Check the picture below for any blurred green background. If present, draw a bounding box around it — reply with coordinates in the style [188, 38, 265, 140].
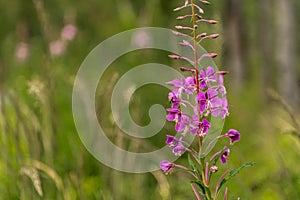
[0, 0, 300, 199]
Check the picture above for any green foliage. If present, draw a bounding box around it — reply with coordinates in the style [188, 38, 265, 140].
[217, 162, 256, 194]
[188, 154, 201, 178]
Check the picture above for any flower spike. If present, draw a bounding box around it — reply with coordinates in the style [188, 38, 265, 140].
[160, 1, 251, 199]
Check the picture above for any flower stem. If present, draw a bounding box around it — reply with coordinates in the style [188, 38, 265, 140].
[191, 0, 203, 155]
[191, 0, 199, 93]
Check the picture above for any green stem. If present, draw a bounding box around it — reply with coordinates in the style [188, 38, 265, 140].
[191, 1, 212, 199]
[205, 188, 212, 200]
[191, 0, 203, 154]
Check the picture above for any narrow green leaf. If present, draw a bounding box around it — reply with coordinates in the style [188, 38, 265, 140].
[216, 170, 229, 194]
[188, 154, 195, 168]
[191, 180, 206, 196]
[216, 162, 255, 194]
[229, 162, 256, 178]
[188, 154, 201, 177]
[218, 178, 227, 194]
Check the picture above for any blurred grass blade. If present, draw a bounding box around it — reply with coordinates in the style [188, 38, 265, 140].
[20, 166, 43, 196]
[31, 160, 64, 192]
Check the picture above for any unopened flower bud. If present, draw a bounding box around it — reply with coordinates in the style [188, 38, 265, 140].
[210, 166, 218, 173]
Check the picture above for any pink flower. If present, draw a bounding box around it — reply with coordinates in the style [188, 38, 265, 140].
[224, 129, 240, 144]
[220, 147, 230, 164]
[61, 24, 77, 41]
[160, 160, 175, 174]
[15, 42, 29, 62]
[49, 40, 66, 57]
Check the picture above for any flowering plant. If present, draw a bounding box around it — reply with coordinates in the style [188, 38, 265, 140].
[160, 1, 254, 199]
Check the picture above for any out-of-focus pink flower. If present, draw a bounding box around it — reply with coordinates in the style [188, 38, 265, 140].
[61, 24, 77, 41]
[15, 42, 29, 62]
[49, 40, 66, 57]
[131, 30, 152, 48]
